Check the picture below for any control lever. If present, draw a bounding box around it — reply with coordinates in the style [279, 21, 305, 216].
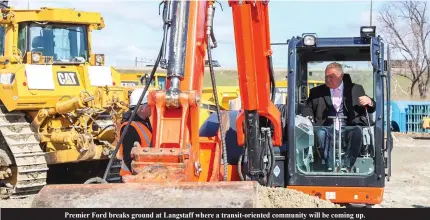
[328, 115, 347, 172]
[364, 106, 371, 128]
[305, 115, 314, 124]
[363, 106, 374, 157]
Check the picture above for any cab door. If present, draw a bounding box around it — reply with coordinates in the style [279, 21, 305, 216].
[371, 37, 392, 182]
[384, 44, 393, 181]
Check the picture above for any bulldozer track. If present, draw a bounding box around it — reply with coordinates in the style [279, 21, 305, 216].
[0, 104, 48, 199]
[0, 108, 122, 199]
[106, 160, 121, 183]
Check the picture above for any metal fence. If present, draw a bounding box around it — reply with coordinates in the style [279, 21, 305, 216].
[390, 101, 430, 133]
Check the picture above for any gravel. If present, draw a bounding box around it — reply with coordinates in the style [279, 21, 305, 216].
[257, 185, 341, 208]
[0, 195, 35, 208]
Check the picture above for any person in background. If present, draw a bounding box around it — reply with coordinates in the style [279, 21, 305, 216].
[117, 88, 152, 182]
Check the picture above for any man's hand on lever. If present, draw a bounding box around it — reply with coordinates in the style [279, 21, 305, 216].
[358, 96, 373, 107]
[306, 115, 315, 124]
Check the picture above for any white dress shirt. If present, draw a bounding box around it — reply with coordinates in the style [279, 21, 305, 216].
[330, 81, 344, 112]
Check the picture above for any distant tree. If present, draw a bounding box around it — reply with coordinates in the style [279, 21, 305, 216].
[378, 1, 430, 98]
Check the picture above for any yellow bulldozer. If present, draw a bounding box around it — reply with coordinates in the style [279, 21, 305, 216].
[200, 76, 325, 109]
[117, 68, 324, 129]
[118, 68, 223, 127]
[119, 71, 167, 90]
[0, 4, 132, 199]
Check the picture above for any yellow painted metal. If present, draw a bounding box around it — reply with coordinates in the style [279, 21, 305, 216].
[119, 72, 167, 90]
[0, 64, 126, 111]
[0, 7, 131, 170]
[28, 88, 131, 164]
[423, 117, 430, 129]
[0, 7, 105, 26]
[201, 86, 240, 110]
[117, 68, 324, 127]
[200, 80, 325, 110]
[274, 80, 325, 94]
[44, 146, 110, 165]
[117, 70, 216, 127]
[199, 99, 218, 127]
[0, 7, 104, 66]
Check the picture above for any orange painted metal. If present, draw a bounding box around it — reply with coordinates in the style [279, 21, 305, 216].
[229, 0, 282, 147]
[198, 136, 222, 182]
[127, 0, 282, 187]
[131, 147, 188, 163]
[29, 0, 388, 209]
[132, 0, 209, 184]
[181, 0, 208, 95]
[288, 186, 384, 204]
[115, 1, 384, 207]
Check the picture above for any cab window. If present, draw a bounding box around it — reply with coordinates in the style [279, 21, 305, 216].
[293, 61, 375, 177]
[158, 76, 166, 90]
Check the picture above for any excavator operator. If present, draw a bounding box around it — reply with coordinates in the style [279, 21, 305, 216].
[117, 88, 152, 182]
[302, 62, 376, 173]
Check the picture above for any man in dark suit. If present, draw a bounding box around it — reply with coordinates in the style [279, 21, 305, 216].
[302, 62, 375, 172]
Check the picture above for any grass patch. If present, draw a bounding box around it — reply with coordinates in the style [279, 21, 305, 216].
[201, 69, 427, 101]
[117, 67, 427, 101]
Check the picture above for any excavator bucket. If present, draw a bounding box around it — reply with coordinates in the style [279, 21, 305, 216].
[31, 181, 259, 208]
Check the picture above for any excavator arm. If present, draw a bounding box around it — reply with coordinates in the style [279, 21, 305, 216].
[229, 0, 282, 185]
[31, 0, 284, 208]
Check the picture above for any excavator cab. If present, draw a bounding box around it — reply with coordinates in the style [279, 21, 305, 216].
[285, 26, 393, 205]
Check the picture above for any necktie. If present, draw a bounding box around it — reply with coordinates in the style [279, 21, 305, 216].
[333, 88, 341, 112]
[333, 88, 341, 130]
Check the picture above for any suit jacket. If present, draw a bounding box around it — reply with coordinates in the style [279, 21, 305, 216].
[302, 80, 376, 127]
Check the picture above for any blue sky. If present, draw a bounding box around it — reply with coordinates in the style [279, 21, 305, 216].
[9, 0, 387, 68]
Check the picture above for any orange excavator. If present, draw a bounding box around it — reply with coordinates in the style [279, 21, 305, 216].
[30, 0, 392, 208]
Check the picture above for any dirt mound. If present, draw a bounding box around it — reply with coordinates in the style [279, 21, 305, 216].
[257, 185, 342, 208]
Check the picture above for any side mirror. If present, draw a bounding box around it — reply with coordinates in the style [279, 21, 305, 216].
[90, 53, 104, 66]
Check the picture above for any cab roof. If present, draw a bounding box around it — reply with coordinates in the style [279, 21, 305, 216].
[0, 7, 105, 29]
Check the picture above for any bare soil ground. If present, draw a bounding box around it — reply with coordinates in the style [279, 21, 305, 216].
[1, 133, 429, 208]
[258, 186, 341, 208]
[376, 133, 430, 208]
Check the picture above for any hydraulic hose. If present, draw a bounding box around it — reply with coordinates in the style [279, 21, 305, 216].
[238, 148, 245, 181]
[103, 2, 170, 181]
[102, 43, 164, 181]
[206, 2, 228, 181]
[160, 0, 171, 68]
[101, 1, 171, 181]
[267, 132, 276, 186]
[268, 55, 276, 103]
[207, 39, 228, 181]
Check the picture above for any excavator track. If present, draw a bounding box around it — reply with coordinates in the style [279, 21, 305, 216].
[0, 104, 48, 199]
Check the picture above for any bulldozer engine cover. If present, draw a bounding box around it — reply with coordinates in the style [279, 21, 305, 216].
[31, 181, 259, 208]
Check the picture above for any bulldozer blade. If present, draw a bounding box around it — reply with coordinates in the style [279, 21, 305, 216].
[31, 181, 259, 208]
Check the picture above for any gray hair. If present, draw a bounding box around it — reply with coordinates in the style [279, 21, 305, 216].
[325, 62, 344, 75]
